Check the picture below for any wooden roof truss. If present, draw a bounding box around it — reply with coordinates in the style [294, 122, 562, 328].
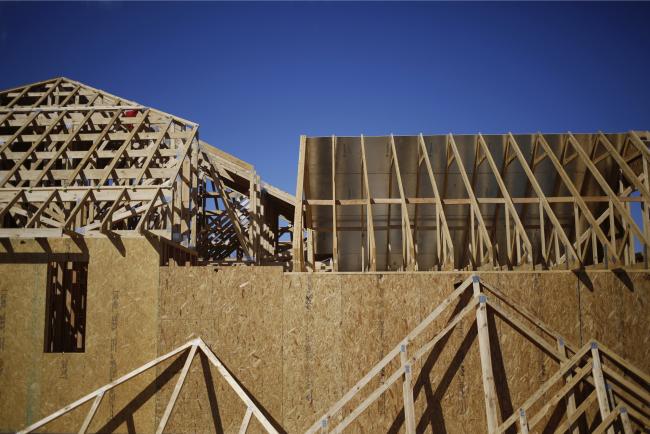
[16, 337, 279, 434]
[293, 132, 650, 271]
[0, 78, 294, 263]
[306, 275, 650, 434]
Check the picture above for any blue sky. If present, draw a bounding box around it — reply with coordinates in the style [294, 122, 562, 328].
[1, 2, 650, 193]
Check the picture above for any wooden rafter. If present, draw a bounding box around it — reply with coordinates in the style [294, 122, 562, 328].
[447, 134, 493, 267]
[477, 134, 533, 264]
[390, 135, 416, 270]
[567, 133, 650, 247]
[535, 134, 620, 263]
[418, 134, 453, 267]
[360, 135, 377, 271]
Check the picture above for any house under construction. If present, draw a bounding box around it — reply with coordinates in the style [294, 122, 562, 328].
[0, 78, 648, 434]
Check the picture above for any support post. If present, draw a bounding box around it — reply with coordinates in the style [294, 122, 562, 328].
[518, 408, 529, 434]
[619, 407, 633, 434]
[292, 135, 306, 271]
[590, 342, 614, 434]
[473, 275, 499, 433]
[400, 344, 416, 434]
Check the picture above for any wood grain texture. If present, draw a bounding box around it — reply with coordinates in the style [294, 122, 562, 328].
[1, 247, 648, 433]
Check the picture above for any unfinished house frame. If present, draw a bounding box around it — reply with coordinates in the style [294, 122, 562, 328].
[293, 133, 650, 271]
[0, 77, 294, 265]
[307, 275, 650, 434]
[1, 77, 648, 434]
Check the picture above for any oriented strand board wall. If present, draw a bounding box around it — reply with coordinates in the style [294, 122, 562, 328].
[156, 269, 649, 434]
[0, 237, 161, 433]
[0, 261, 648, 433]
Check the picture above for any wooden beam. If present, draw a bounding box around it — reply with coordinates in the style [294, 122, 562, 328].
[17, 340, 196, 434]
[536, 134, 620, 264]
[195, 339, 279, 433]
[591, 342, 615, 434]
[567, 133, 650, 247]
[25, 190, 60, 228]
[238, 407, 253, 434]
[32, 109, 98, 186]
[0, 111, 40, 155]
[360, 135, 376, 271]
[473, 276, 499, 433]
[448, 134, 493, 267]
[390, 135, 417, 270]
[98, 109, 151, 185]
[0, 190, 26, 222]
[332, 135, 339, 271]
[477, 134, 533, 264]
[400, 344, 416, 434]
[292, 135, 306, 271]
[78, 392, 103, 434]
[138, 189, 165, 234]
[134, 119, 173, 184]
[507, 133, 579, 265]
[63, 190, 94, 231]
[100, 188, 129, 232]
[418, 134, 453, 267]
[598, 133, 650, 200]
[156, 344, 197, 434]
[0, 111, 68, 186]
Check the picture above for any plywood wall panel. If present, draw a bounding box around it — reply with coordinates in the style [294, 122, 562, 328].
[339, 274, 383, 432]
[579, 271, 650, 370]
[282, 273, 311, 433]
[0, 237, 161, 434]
[2, 262, 649, 434]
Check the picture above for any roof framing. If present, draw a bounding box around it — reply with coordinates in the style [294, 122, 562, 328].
[0, 77, 294, 264]
[293, 132, 650, 271]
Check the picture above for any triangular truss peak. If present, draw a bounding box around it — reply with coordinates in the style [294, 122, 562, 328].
[17, 337, 279, 434]
[306, 276, 650, 434]
[0, 78, 294, 264]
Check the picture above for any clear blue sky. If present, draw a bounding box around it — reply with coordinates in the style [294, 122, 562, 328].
[1, 2, 649, 193]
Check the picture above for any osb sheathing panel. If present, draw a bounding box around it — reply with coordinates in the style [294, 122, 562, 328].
[158, 266, 285, 433]
[0, 237, 161, 434]
[2, 266, 649, 434]
[578, 271, 650, 370]
[477, 272, 582, 430]
[0, 263, 47, 430]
